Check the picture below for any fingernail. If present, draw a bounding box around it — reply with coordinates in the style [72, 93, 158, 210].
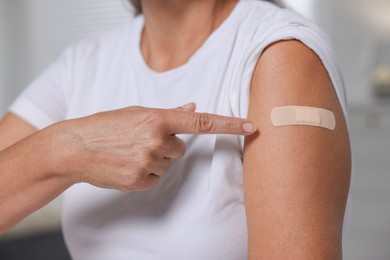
[181, 103, 195, 110]
[243, 122, 257, 133]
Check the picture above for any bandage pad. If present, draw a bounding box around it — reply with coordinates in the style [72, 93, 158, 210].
[270, 106, 336, 130]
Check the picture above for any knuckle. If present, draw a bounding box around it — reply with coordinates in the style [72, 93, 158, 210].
[176, 142, 186, 158]
[150, 138, 165, 151]
[154, 161, 168, 176]
[132, 172, 148, 187]
[139, 174, 160, 191]
[149, 182, 158, 189]
[141, 153, 154, 168]
[128, 106, 142, 111]
[120, 171, 151, 192]
[120, 179, 137, 192]
[119, 186, 133, 193]
[146, 175, 160, 189]
[196, 113, 213, 133]
[118, 188, 127, 193]
[145, 110, 165, 127]
[168, 137, 185, 159]
[162, 158, 171, 170]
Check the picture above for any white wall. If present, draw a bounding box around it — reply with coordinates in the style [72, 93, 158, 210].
[25, 0, 133, 79]
[0, 0, 132, 117]
[345, 106, 390, 260]
[327, 2, 390, 259]
[1, 0, 133, 239]
[283, 0, 387, 106]
[0, 1, 7, 113]
[328, 0, 390, 106]
[0, 1, 33, 116]
[329, 2, 373, 105]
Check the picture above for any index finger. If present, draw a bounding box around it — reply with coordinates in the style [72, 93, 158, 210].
[164, 110, 257, 135]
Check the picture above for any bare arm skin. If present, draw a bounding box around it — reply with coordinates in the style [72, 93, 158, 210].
[0, 113, 71, 235]
[0, 104, 256, 235]
[243, 40, 351, 259]
[0, 113, 37, 150]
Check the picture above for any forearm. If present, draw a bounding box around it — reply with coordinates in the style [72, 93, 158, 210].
[0, 105, 255, 234]
[0, 124, 73, 235]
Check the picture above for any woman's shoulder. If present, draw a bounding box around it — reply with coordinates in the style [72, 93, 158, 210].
[228, 2, 346, 120]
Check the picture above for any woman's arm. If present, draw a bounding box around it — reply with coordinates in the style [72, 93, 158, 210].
[243, 40, 351, 259]
[0, 113, 72, 234]
[0, 113, 37, 150]
[0, 106, 255, 235]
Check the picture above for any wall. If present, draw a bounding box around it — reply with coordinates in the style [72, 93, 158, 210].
[346, 106, 390, 260]
[1, 0, 133, 239]
[285, 0, 389, 106]
[0, 0, 133, 116]
[0, 1, 7, 113]
[329, 0, 390, 106]
[25, 0, 133, 80]
[328, 2, 390, 259]
[0, 1, 32, 116]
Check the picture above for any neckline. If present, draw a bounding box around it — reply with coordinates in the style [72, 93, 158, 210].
[129, 1, 244, 77]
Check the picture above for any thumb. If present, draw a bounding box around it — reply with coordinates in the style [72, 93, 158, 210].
[174, 102, 196, 112]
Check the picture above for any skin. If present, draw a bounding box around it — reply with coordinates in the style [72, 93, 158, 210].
[0, 0, 351, 259]
[140, 0, 238, 71]
[140, 1, 351, 256]
[0, 105, 256, 234]
[244, 40, 351, 259]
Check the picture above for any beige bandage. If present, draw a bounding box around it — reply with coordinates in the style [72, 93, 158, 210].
[271, 106, 336, 130]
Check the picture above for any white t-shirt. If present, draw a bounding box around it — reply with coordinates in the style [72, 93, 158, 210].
[10, 1, 348, 259]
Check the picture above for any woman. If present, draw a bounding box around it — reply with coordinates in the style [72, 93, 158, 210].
[0, 0, 351, 259]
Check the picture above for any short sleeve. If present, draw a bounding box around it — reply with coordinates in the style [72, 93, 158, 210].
[9, 46, 74, 130]
[227, 8, 349, 150]
[230, 15, 348, 121]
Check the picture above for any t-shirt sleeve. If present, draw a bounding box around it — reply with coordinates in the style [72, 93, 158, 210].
[229, 12, 348, 122]
[9, 46, 74, 130]
[227, 10, 349, 150]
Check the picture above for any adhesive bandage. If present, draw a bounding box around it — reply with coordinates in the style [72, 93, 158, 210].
[270, 106, 336, 130]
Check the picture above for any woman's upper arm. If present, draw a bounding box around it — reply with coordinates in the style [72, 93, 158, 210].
[243, 40, 351, 259]
[0, 113, 37, 151]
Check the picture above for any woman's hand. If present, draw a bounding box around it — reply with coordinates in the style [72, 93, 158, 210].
[56, 104, 256, 192]
[0, 104, 255, 234]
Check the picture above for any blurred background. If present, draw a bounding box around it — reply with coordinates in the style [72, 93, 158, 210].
[0, 0, 389, 259]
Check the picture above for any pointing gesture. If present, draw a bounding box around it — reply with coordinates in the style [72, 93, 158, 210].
[60, 103, 257, 192]
[164, 106, 257, 135]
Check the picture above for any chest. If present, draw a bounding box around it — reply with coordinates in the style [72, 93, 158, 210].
[65, 46, 236, 121]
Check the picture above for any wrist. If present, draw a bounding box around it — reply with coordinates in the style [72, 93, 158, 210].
[38, 120, 81, 186]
